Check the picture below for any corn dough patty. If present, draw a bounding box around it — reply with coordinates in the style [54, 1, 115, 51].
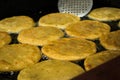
[0, 44, 41, 71]
[65, 20, 110, 40]
[0, 16, 35, 33]
[100, 30, 120, 50]
[17, 60, 85, 80]
[17, 26, 64, 46]
[42, 38, 96, 61]
[38, 13, 80, 29]
[84, 50, 120, 71]
[88, 7, 120, 21]
[118, 21, 120, 28]
[0, 31, 11, 48]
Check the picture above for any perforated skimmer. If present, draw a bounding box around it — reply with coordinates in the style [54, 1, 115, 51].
[58, 0, 93, 17]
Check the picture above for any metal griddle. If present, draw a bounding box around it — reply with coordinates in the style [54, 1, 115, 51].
[0, 0, 120, 80]
[72, 56, 120, 80]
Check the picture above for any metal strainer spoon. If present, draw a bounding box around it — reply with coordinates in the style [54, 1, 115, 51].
[58, 0, 93, 17]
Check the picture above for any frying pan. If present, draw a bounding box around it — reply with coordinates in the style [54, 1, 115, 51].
[0, 0, 119, 21]
[0, 0, 120, 80]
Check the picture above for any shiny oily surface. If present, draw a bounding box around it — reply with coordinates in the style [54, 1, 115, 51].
[65, 20, 111, 40]
[84, 50, 120, 71]
[0, 16, 35, 33]
[18, 60, 85, 80]
[88, 7, 120, 21]
[42, 38, 96, 61]
[0, 44, 41, 72]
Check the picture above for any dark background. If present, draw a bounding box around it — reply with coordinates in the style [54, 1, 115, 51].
[0, 0, 120, 21]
